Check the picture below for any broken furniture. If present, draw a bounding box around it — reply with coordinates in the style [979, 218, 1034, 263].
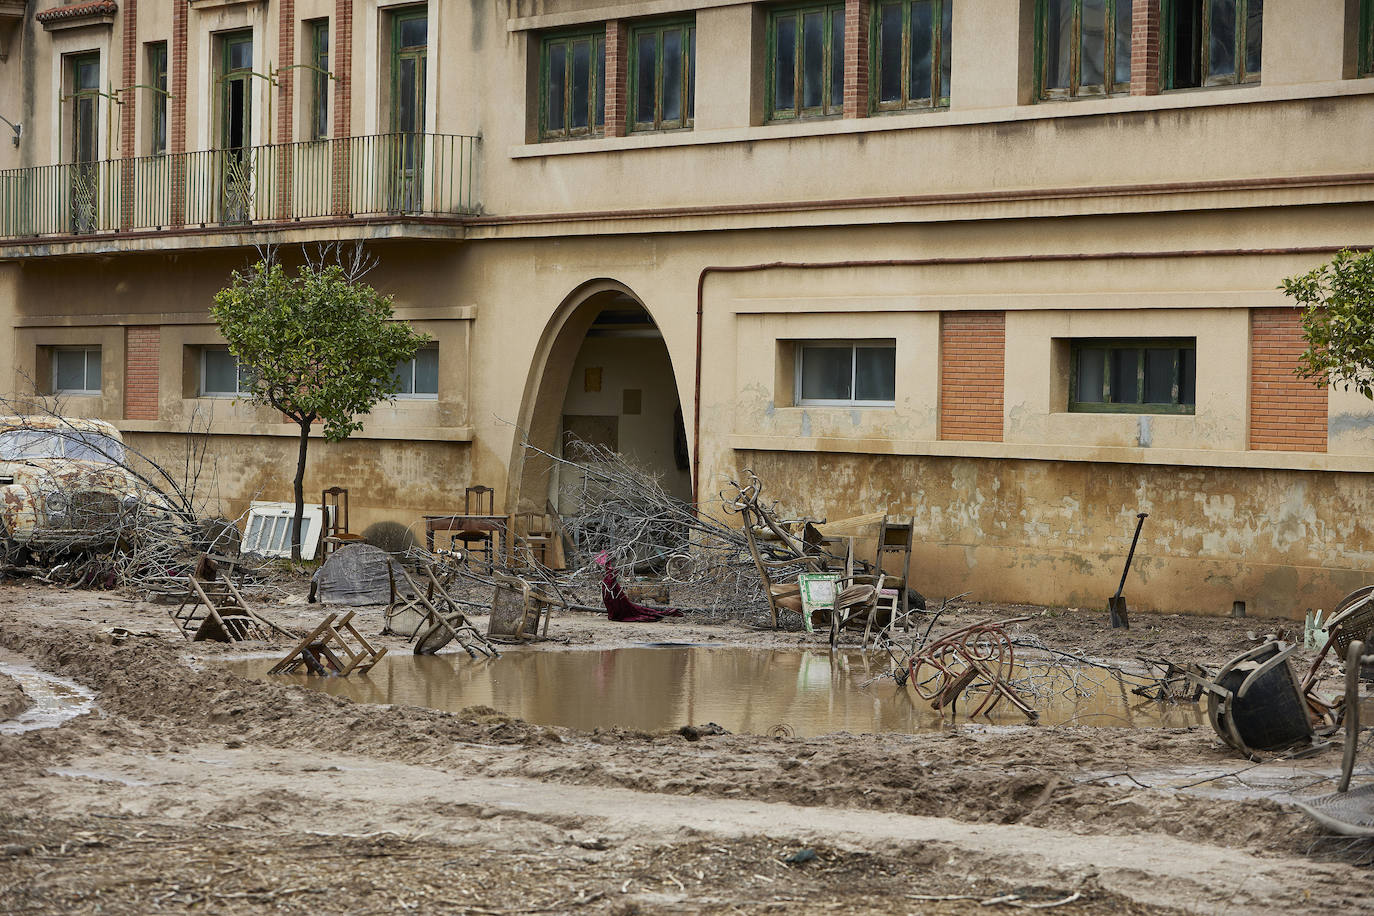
[169, 555, 294, 642]
[319, 487, 365, 557]
[1192, 639, 1314, 758]
[309, 542, 395, 606]
[1300, 586, 1374, 716]
[875, 517, 914, 631]
[509, 511, 555, 569]
[1293, 639, 1374, 836]
[269, 610, 387, 676]
[488, 571, 559, 641]
[385, 557, 500, 658]
[907, 618, 1039, 721]
[241, 501, 328, 560]
[423, 487, 506, 570]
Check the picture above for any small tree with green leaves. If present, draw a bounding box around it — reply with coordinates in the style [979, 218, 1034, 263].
[212, 251, 430, 561]
[1285, 247, 1374, 399]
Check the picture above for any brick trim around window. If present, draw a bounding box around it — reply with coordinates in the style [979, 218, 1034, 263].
[939, 311, 1005, 442]
[843, 0, 870, 118]
[1130, 0, 1161, 96]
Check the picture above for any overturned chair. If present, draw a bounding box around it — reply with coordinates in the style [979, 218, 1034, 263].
[1294, 639, 1374, 836]
[1191, 639, 1314, 759]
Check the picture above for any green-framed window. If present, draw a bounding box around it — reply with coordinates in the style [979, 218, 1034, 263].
[629, 19, 695, 132]
[1070, 339, 1197, 414]
[201, 348, 256, 398]
[1161, 0, 1261, 89]
[1037, 0, 1133, 99]
[768, 3, 845, 121]
[68, 52, 101, 165]
[390, 8, 427, 136]
[541, 29, 606, 139]
[1359, 0, 1373, 77]
[309, 19, 330, 140]
[147, 42, 168, 155]
[871, 0, 951, 112]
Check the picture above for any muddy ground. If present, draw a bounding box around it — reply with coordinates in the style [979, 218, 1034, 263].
[0, 579, 1371, 915]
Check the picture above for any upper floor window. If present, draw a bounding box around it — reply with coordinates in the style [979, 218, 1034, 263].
[67, 52, 101, 165]
[201, 348, 255, 398]
[1070, 339, 1196, 414]
[1162, 0, 1261, 89]
[768, 3, 845, 121]
[629, 19, 695, 132]
[872, 0, 951, 113]
[308, 20, 330, 140]
[1360, 0, 1373, 77]
[796, 341, 896, 406]
[147, 42, 168, 155]
[218, 31, 254, 151]
[393, 345, 438, 398]
[53, 347, 101, 395]
[541, 29, 606, 139]
[391, 8, 427, 136]
[1038, 0, 1133, 99]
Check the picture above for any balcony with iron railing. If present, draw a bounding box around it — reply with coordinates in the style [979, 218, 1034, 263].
[0, 132, 479, 250]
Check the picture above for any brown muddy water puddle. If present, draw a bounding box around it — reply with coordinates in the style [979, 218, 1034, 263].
[221, 646, 1207, 737]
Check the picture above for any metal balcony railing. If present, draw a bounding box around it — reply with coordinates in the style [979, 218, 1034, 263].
[0, 132, 479, 242]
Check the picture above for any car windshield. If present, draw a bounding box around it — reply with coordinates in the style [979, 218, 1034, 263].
[0, 429, 125, 464]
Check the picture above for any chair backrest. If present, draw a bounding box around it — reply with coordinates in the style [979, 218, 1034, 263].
[321, 486, 348, 535]
[465, 485, 494, 515]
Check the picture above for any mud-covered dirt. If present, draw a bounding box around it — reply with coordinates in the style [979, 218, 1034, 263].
[0, 669, 29, 720]
[0, 580, 1371, 914]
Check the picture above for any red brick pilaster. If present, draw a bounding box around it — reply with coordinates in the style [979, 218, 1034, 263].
[331, 0, 353, 215]
[939, 311, 1006, 442]
[277, 0, 296, 144]
[170, 1, 189, 227]
[124, 326, 160, 421]
[1129, 0, 1161, 96]
[276, 0, 296, 220]
[119, 0, 138, 229]
[604, 20, 629, 137]
[842, 0, 870, 119]
[1250, 308, 1327, 452]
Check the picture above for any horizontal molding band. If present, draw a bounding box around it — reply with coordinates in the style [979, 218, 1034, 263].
[119, 419, 474, 443]
[727, 434, 1374, 474]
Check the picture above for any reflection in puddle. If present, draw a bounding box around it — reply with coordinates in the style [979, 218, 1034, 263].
[222, 647, 1206, 738]
[0, 660, 98, 735]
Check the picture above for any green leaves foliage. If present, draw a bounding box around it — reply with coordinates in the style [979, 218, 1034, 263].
[211, 258, 431, 441]
[1284, 248, 1374, 400]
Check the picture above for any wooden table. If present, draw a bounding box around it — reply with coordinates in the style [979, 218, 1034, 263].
[423, 513, 509, 561]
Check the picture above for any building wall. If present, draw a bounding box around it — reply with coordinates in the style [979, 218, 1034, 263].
[2, 0, 1374, 616]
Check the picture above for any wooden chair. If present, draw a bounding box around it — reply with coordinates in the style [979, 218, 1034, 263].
[455, 485, 496, 568]
[319, 486, 365, 557]
[875, 517, 914, 630]
[510, 511, 554, 569]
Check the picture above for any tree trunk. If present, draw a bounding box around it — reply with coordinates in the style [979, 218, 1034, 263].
[290, 418, 310, 562]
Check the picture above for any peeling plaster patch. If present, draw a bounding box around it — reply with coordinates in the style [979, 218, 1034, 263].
[800, 411, 811, 438]
[1137, 415, 1152, 448]
[963, 546, 978, 570]
[850, 410, 861, 426]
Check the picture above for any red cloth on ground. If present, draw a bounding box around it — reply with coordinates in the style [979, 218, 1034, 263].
[601, 566, 683, 622]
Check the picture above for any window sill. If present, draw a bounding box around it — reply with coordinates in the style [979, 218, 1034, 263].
[509, 77, 1374, 159]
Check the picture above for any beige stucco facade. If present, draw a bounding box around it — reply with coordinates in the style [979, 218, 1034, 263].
[2, 0, 1374, 617]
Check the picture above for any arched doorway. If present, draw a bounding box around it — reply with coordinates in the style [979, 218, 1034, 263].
[508, 281, 690, 515]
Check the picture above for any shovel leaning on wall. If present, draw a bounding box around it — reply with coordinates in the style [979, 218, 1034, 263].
[1107, 513, 1148, 630]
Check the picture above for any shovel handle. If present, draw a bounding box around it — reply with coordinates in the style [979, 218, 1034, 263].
[1113, 513, 1149, 600]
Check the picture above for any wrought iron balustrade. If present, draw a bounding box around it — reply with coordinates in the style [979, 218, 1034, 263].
[0, 132, 479, 242]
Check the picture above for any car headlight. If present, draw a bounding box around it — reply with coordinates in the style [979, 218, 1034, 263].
[45, 492, 69, 514]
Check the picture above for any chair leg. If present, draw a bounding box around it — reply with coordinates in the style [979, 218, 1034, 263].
[1339, 639, 1364, 793]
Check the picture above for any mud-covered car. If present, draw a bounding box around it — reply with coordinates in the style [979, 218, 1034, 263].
[0, 417, 146, 556]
